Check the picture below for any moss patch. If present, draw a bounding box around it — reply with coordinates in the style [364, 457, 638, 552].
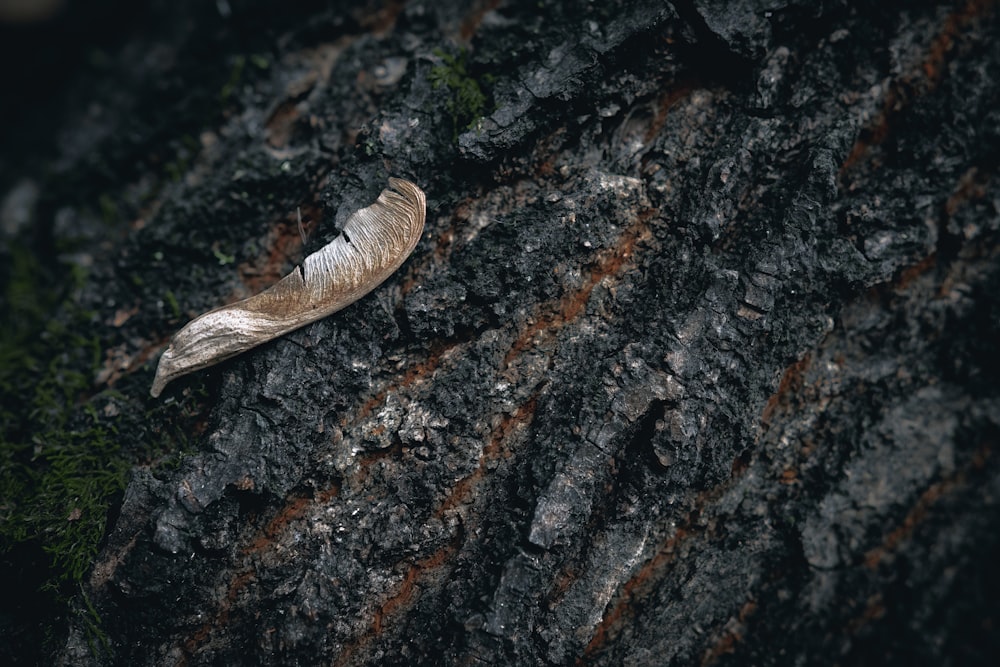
[429, 47, 493, 142]
[0, 247, 127, 590]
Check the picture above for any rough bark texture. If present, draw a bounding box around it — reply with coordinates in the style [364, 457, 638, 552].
[1, 0, 998, 665]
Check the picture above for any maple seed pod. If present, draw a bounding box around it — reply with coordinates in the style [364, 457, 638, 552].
[150, 178, 426, 398]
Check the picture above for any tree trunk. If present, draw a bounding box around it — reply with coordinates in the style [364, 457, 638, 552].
[1, 0, 998, 665]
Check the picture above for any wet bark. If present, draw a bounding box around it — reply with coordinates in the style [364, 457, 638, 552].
[2, 0, 998, 665]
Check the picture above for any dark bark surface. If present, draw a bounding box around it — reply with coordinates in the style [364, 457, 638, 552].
[1, 0, 998, 665]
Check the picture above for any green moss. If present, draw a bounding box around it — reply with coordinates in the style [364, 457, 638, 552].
[25, 424, 127, 585]
[429, 48, 492, 142]
[163, 289, 181, 319]
[79, 585, 111, 657]
[0, 245, 127, 591]
[249, 53, 270, 70]
[212, 245, 236, 266]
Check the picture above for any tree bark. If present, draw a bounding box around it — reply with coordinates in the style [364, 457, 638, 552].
[1, 0, 998, 665]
